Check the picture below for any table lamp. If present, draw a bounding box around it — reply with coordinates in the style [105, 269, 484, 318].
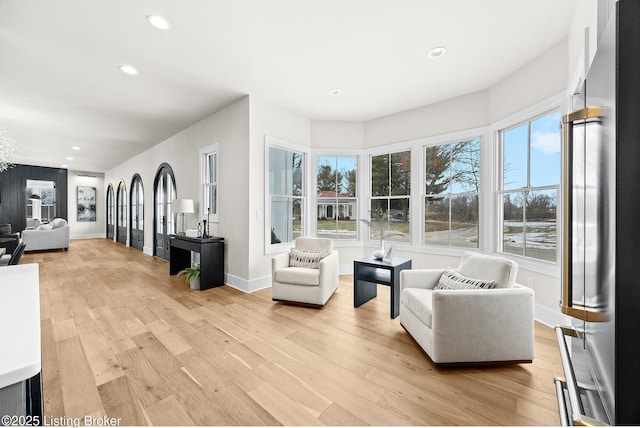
[171, 198, 194, 235]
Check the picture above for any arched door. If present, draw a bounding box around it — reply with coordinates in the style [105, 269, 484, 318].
[106, 184, 115, 240]
[116, 180, 127, 245]
[130, 174, 144, 251]
[154, 164, 176, 260]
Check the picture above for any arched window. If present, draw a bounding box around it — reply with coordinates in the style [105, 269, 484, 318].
[153, 163, 176, 260]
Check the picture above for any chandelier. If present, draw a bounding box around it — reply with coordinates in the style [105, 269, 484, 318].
[0, 128, 18, 173]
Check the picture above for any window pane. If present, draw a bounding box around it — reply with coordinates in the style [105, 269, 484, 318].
[425, 145, 450, 195]
[451, 139, 480, 194]
[503, 124, 528, 190]
[369, 199, 388, 241]
[336, 200, 357, 240]
[292, 198, 303, 241]
[424, 196, 449, 246]
[530, 111, 561, 187]
[371, 154, 389, 196]
[317, 156, 337, 195]
[450, 194, 478, 248]
[503, 192, 524, 256]
[525, 189, 557, 261]
[337, 156, 357, 197]
[269, 147, 286, 195]
[291, 152, 304, 197]
[388, 198, 410, 243]
[271, 196, 289, 244]
[391, 151, 411, 196]
[208, 184, 217, 215]
[208, 153, 217, 184]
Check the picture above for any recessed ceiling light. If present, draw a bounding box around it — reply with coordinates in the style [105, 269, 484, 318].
[328, 88, 342, 96]
[66, 156, 73, 160]
[119, 64, 139, 75]
[428, 46, 447, 59]
[61, 164, 68, 168]
[71, 146, 80, 151]
[147, 15, 171, 30]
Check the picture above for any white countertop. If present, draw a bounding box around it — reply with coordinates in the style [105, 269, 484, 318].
[0, 263, 41, 389]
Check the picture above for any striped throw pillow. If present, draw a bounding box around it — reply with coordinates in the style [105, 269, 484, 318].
[289, 248, 331, 269]
[435, 270, 497, 290]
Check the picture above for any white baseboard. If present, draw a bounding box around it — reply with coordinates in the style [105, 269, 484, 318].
[143, 246, 153, 256]
[535, 303, 572, 328]
[225, 273, 272, 293]
[70, 233, 106, 240]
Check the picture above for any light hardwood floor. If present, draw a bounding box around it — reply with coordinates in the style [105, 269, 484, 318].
[25, 238, 564, 426]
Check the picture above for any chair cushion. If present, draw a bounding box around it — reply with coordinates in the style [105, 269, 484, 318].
[401, 288, 433, 328]
[435, 270, 497, 290]
[275, 267, 320, 286]
[457, 252, 518, 288]
[289, 248, 330, 269]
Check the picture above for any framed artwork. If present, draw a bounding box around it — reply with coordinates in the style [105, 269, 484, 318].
[77, 186, 96, 222]
[383, 245, 394, 263]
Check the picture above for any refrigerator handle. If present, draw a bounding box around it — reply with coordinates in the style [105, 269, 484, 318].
[554, 326, 607, 426]
[561, 107, 607, 322]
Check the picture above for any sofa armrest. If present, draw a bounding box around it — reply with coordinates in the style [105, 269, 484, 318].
[318, 250, 339, 287]
[400, 268, 446, 291]
[431, 284, 535, 362]
[271, 251, 290, 277]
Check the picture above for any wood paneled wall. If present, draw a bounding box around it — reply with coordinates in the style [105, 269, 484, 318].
[0, 164, 68, 232]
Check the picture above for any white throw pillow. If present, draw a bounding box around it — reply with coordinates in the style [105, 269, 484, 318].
[51, 218, 67, 228]
[36, 222, 54, 230]
[435, 270, 497, 290]
[289, 248, 330, 269]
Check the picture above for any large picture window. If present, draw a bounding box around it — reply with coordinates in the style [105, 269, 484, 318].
[424, 139, 480, 248]
[316, 155, 357, 240]
[500, 110, 561, 262]
[370, 150, 411, 244]
[268, 145, 305, 245]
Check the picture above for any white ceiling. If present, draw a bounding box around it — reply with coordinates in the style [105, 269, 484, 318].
[0, 0, 577, 173]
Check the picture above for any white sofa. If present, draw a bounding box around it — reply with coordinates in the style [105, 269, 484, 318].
[22, 218, 70, 252]
[399, 252, 535, 365]
[271, 237, 339, 306]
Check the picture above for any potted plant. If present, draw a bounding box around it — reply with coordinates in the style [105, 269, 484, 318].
[178, 264, 200, 289]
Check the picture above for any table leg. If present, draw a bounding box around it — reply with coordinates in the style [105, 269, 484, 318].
[354, 278, 378, 308]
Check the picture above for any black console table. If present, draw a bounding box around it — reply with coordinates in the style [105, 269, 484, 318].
[353, 256, 412, 319]
[169, 235, 224, 290]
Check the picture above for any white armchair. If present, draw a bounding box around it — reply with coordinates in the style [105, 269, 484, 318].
[271, 237, 339, 307]
[400, 252, 535, 365]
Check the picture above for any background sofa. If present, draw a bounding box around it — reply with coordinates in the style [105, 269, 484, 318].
[22, 218, 70, 252]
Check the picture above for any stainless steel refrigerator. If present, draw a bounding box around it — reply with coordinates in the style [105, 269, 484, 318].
[555, 0, 640, 425]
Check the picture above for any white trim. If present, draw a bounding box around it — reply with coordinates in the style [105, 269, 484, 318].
[311, 152, 360, 242]
[264, 135, 310, 255]
[69, 233, 106, 240]
[225, 273, 272, 293]
[199, 142, 220, 223]
[491, 93, 564, 271]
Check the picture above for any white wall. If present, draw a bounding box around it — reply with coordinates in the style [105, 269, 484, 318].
[67, 171, 105, 239]
[489, 38, 569, 122]
[245, 97, 312, 290]
[365, 90, 490, 148]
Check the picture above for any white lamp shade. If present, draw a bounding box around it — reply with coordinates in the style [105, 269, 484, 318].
[171, 198, 195, 214]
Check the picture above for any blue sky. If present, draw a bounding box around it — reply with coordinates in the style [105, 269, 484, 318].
[503, 110, 561, 189]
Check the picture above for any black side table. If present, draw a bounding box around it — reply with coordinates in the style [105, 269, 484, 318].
[353, 256, 412, 319]
[169, 235, 224, 290]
